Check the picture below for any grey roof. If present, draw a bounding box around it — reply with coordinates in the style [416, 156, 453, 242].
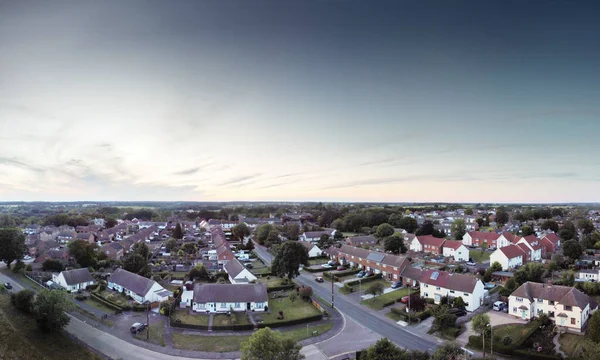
[512, 282, 592, 309]
[224, 258, 245, 278]
[109, 268, 158, 297]
[366, 252, 385, 262]
[61, 268, 95, 285]
[193, 283, 268, 303]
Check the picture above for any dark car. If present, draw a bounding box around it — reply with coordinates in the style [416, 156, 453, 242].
[3, 282, 12, 289]
[245, 263, 253, 269]
[130, 322, 148, 334]
[391, 281, 402, 289]
[315, 277, 324, 283]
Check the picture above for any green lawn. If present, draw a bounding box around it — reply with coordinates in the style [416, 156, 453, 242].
[385, 311, 404, 322]
[171, 322, 334, 352]
[256, 298, 321, 325]
[95, 289, 131, 308]
[361, 287, 414, 310]
[213, 313, 251, 326]
[257, 276, 288, 288]
[559, 333, 596, 359]
[171, 309, 210, 326]
[308, 258, 330, 266]
[340, 279, 390, 295]
[81, 297, 118, 314]
[469, 250, 491, 263]
[135, 321, 166, 346]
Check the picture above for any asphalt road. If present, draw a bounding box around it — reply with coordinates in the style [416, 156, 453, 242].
[253, 244, 440, 353]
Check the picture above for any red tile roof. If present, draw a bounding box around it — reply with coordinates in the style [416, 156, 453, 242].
[499, 244, 526, 259]
[443, 240, 464, 250]
[542, 233, 560, 245]
[468, 231, 500, 241]
[416, 235, 446, 248]
[419, 269, 481, 293]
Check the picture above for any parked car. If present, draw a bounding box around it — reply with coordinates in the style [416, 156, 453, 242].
[315, 277, 324, 283]
[357, 270, 366, 278]
[391, 281, 402, 289]
[130, 323, 147, 334]
[245, 263, 253, 269]
[448, 308, 467, 317]
[3, 282, 12, 289]
[493, 301, 506, 311]
[321, 264, 333, 269]
[400, 295, 410, 303]
[327, 260, 336, 266]
[466, 261, 477, 266]
[337, 265, 347, 271]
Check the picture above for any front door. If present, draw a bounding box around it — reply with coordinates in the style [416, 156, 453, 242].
[247, 302, 251, 310]
[521, 309, 527, 320]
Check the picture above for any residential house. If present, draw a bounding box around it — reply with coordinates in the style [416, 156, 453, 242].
[75, 232, 95, 243]
[331, 245, 410, 282]
[35, 248, 69, 264]
[442, 240, 469, 262]
[516, 235, 543, 261]
[299, 242, 323, 258]
[223, 258, 257, 284]
[346, 235, 378, 247]
[489, 245, 526, 271]
[496, 232, 518, 249]
[410, 235, 446, 254]
[508, 281, 597, 333]
[100, 242, 124, 260]
[57, 230, 77, 244]
[192, 283, 268, 313]
[108, 268, 171, 303]
[52, 268, 95, 292]
[39, 228, 59, 242]
[540, 233, 561, 254]
[576, 269, 600, 282]
[462, 231, 500, 248]
[419, 269, 485, 312]
[300, 230, 335, 243]
[216, 244, 235, 265]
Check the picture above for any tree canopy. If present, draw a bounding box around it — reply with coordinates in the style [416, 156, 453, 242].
[375, 223, 394, 239]
[240, 327, 304, 360]
[271, 241, 309, 280]
[68, 240, 98, 268]
[384, 235, 406, 255]
[173, 223, 184, 239]
[562, 240, 583, 260]
[232, 223, 251, 241]
[451, 219, 466, 240]
[33, 289, 72, 332]
[0, 228, 27, 269]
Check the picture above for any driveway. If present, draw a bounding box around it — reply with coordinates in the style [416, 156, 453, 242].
[457, 310, 527, 345]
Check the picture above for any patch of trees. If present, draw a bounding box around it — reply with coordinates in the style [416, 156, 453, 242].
[43, 213, 89, 227]
[12, 289, 72, 332]
[0, 228, 27, 269]
[68, 240, 98, 268]
[271, 242, 309, 280]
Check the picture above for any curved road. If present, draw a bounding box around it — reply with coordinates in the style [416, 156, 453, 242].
[253, 243, 440, 353]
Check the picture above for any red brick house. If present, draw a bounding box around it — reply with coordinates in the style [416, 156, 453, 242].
[410, 235, 446, 254]
[330, 245, 410, 282]
[540, 233, 561, 254]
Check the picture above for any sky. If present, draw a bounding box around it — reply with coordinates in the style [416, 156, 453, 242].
[1, 0, 600, 203]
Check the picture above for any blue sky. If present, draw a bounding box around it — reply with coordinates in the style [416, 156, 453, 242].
[0, 0, 599, 202]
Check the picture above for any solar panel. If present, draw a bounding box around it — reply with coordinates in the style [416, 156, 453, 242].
[430, 271, 439, 280]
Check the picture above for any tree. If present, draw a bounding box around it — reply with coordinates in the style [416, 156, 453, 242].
[588, 312, 600, 343]
[0, 228, 27, 269]
[407, 294, 426, 312]
[132, 242, 150, 260]
[173, 223, 184, 239]
[256, 224, 275, 244]
[282, 223, 300, 241]
[104, 217, 118, 229]
[123, 253, 146, 274]
[416, 221, 435, 236]
[432, 343, 464, 360]
[541, 220, 559, 232]
[181, 242, 197, 255]
[475, 218, 484, 227]
[375, 223, 395, 239]
[11, 289, 36, 313]
[453, 297, 466, 310]
[298, 286, 313, 299]
[265, 229, 281, 248]
[451, 219, 466, 240]
[384, 235, 406, 254]
[398, 217, 418, 233]
[563, 240, 583, 260]
[68, 240, 98, 268]
[271, 242, 309, 280]
[579, 219, 596, 235]
[560, 221, 577, 240]
[472, 313, 491, 335]
[318, 234, 333, 249]
[188, 263, 209, 281]
[520, 225, 535, 236]
[495, 208, 509, 226]
[240, 327, 304, 360]
[42, 259, 64, 272]
[232, 223, 251, 241]
[464, 209, 473, 216]
[33, 289, 72, 332]
[333, 231, 344, 241]
[365, 282, 385, 298]
[164, 238, 177, 253]
[362, 338, 430, 360]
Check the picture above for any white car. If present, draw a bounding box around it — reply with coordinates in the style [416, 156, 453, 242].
[466, 261, 477, 266]
[321, 264, 333, 269]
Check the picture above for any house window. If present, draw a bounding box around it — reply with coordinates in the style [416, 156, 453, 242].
[549, 311, 555, 318]
[255, 302, 264, 308]
[537, 298, 543, 303]
[549, 301, 555, 305]
[450, 290, 455, 294]
[516, 297, 523, 302]
[235, 303, 240, 308]
[565, 305, 573, 311]
[220, 302, 227, 308]
[537, 309, 543, 315]
[197, 303, 205, 309]
[464, 293, 469, 296]
[513, 307, 517, 313]
[424, 293, 429, 297]
[436, 286, 441, 290]
[425, 284, 429, 288]
[571, 318, 576, 325]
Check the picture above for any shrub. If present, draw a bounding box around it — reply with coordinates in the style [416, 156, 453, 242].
[26, 264, 33, 272]
[288, 291, 297, 303]
[425, 298, 435, 304]
[74, 294, 87, 301]
[502, 336, 513, 346]
[298, 286, 313, 299]
[11, 289, 36, 313]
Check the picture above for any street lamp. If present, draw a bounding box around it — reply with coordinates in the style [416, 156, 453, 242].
[484, 323, 493, 356]
[359, 278, 362, 301]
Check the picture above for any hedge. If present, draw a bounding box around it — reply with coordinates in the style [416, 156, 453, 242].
[512, 350, 562, 360]
[303, 267, 325, 273]
[258, 313, 323, 329]
[467, 321, 541, 356]
[267, 284, 296, 292]
[346, 273, 382, 287]
[86, 284, 99, 291]
[90, 292, 124, 312]
[170, 320, 255, 331]
[390, 308, 431, 323]
[132, 304, 149, 312]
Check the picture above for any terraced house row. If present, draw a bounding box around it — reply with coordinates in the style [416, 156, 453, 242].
[326, 244, 411, 282]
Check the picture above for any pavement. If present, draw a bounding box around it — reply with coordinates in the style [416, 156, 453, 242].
[253, 243, 442, 353]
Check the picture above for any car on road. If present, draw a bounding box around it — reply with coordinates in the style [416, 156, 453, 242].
[391, 281, 402, 289]
[3, 282, 12, 289]
[337, 265, 348, 271]
[321, 264, 333, 269]
[130, 322, 147, 334]
[315, 277, 324, 283]
[493, 301, 506, 311]
[466, 261, 477, 266]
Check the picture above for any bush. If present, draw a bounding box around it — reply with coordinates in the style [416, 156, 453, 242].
[86, 284, 98, 291]
[26, 264, 33, 272]
[288, 291, 297, 303]
[511, 350, 562, 360]
[425, 298, 435, 304]
[74, 294, 87, 301]
[502, 336, 513, 346]
[132, 304, 147, 312]
[298, 286, 313, 299]
[11, 289, 35, 313]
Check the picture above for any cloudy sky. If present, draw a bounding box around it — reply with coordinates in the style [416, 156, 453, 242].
[1, 0, 599, 203]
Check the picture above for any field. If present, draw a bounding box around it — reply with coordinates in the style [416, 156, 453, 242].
[171, 322, 333, 352]
[0, 293, 103, 360]
[469, 250, 491, 263]
[361, 287, 414, 310]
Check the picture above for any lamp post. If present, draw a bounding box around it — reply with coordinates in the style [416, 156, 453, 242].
[359, 278, 362, 301]
[490, 324, 494, 356]
[331, 276, 334, 308]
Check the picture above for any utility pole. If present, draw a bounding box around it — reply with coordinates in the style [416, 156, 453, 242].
[490, 324, 493, 356]
[359, 278, 362, 301]
[331, 278, 334, 308]
[408, 289, 411, 324]
[482, 329, 485, 358]
[147, 303, 150, 340]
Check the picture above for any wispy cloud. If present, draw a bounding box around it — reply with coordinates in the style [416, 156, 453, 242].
[218, 174, 262, 186]
[173, 167, 201, 176]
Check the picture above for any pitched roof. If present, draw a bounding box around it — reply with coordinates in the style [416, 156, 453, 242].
[498, 244, 526, 259]
[468, 231, 500, 241]
[303, 231, 330, 238]
[347, 235, 377, 245]
[338, 244, 371, 260]
[500, 232, 518, 243]
[401, 267, 423, 281]
[542, 233, 560, 245]
[443, 240, 464, 250]
[298, 241, 316, 251]
[193, 283, 268, 303]
[224, 258, 246, 278]
[60, 268, 94, 285]
[517, 243, 531, 255]
[519, 235, 543, 250]
[511, 282, 591, 309]
[109, 268, 158, 297]
[415, 235, 446, 248]
[419, 269, 481, 293]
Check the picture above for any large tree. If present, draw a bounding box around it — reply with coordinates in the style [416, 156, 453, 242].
[42, 259, 64, 272]
[232, 223, 251, 241]
[375, 223, 394, 239]
[416, 221, 435, 236]
[398, 217, 418, 233]
[164, 238, 178, 253]
[451, 219, 466, 240]
[431, 343, 464, 360]
[240, 327, 304, 360]
[256, 224, 275, 244]
[0, 228, 27, 269]
[579, 219, 596, 235]
[33, 289, 72, 332]
[123, 253, 146, 274]
[362, 338, 430, 360]
[472, 313, 491, 335]
[271, 242, 309, 280]
[68, 240, 98, 268]
[384, 235, 406, 254]
[588, 312, 600, 343]
[282, 223, 300, 241]
[562, 240, 583, 260]
[495, 208, 509, 226]
[173, 223, 184, 239]
[541, 220, 559, 232]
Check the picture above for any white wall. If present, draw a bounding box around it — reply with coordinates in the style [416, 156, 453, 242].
[420, 280, 484, 312]
[192, 300, 267, 313]
[410, 238, 423, 252]
[508, 294, 592, 332]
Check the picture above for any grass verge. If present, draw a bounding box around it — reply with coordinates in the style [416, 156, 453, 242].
[135, 321, 166, 346]
[360, 287, 413, 310]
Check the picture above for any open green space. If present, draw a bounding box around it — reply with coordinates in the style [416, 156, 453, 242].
[361, 287, 414, 310]
[171, 309, 210, 326]
[255, 298, 321, 325]
[469, 250, 491, 263]
[0, 293, 104, 360]
[135, 321, 166, 346]
[95, 289, 131, 308]
[171, 322, 333, 352]
[213, 313, 251, 326]
[558, 333, 596, 359]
